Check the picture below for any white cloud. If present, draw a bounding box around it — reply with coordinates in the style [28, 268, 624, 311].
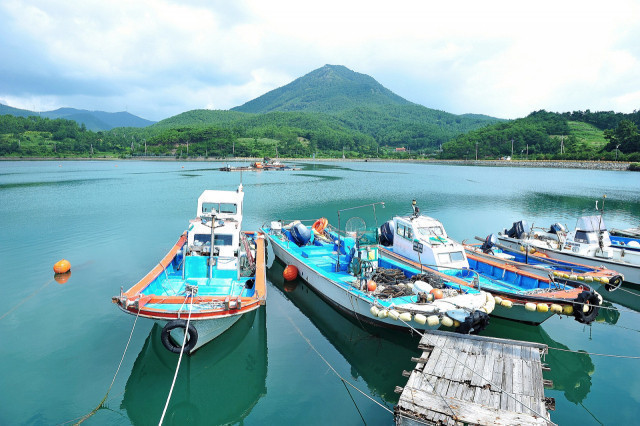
[0, 0, 639, 120]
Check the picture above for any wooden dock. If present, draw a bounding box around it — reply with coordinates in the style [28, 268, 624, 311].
[394, 330, 555, 426]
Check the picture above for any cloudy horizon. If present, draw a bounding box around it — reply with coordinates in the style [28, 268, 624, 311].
[1, 0, 639, 122]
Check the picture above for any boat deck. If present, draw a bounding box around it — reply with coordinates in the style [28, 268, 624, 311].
[395, 329, 554, 425]
[140, 255, 252, 311]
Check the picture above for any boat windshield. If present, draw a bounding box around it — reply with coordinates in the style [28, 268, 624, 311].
[193, 234, 234, 246]
[417, 226, 444, 237]
[202, 203, 237, 214]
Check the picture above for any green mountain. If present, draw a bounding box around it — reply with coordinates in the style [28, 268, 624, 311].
[232, 64, 413, 113]
[0, 103, 155, 131]
[156, 64, 502, 151]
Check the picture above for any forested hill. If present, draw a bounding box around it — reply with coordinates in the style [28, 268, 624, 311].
[441, 110, 640, 161]
[154, 64, 503, 151]
[232, 64, 413, 113]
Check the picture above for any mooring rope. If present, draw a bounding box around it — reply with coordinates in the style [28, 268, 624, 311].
[284, 313, 394, 416]
[159, 297, 193, 426]
[548, 346, 640, 359]
[73, 305, 142, 425]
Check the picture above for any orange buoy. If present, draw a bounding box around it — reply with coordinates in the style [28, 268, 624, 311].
[430, 288, 443, 300]
[53, 259, 71, 274]
[283, 265, 298, 281]
[54, 271, 71, 284]
[312, 217, 329, 233]
[367, 280, 377, 292]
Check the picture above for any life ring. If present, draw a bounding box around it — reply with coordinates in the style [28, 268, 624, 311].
[573, 291, 601, 324]
[312, 217, 328, 233]
[161, 319, 198, 354]
[455, 311, 490, 334]
[605, 275, 623, 292]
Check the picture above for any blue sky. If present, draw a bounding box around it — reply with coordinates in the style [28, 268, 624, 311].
[1, 0, 639, 121]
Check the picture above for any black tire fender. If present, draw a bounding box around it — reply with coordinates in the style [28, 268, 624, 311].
[573, 291, 601, 324]
[605, 275, 623, 292]
[161, 319, 198, 354]
[456, 311, 490, 334]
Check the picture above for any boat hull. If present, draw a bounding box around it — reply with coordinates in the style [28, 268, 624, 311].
[497, 236, 640, 287]
[267, 235, 441, 332]
[379, 247, 587, 325]
[156, 314, 242, 353]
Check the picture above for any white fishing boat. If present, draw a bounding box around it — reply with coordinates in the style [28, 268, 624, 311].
[496, 215, 640, 287]
[377, 202, 603, 325]
[113, 185, 267, 354]
[262, 208, 493, 334]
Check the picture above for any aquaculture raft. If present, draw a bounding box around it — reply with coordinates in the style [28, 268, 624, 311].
[395, 330, 554, 425]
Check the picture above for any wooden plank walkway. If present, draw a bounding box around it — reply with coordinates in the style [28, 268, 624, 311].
[394, 330, 555, 426]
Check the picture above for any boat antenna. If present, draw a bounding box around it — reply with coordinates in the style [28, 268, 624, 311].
[597, 194, 606, 250]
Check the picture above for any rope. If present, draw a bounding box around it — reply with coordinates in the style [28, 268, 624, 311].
[284, 313, 394, 416]
[617, 287, 640, 297]
[0, 277, 55, 321]
[548, 346, 640, 359]
[73, 306, 142, 425]
[159, 298, 193, 426]
[395, 317, 553, 425]
[341, 379, 367, 425]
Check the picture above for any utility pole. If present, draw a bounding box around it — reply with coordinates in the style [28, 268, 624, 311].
[475, 142, 478, 161]
[232, 140, 235, 156]
[511, 139, 514, 158]
[526, 144, 528, 159]
[144, 140, 147, 156]
[560, 136, 564, 154]
[616, 144, 620, 161]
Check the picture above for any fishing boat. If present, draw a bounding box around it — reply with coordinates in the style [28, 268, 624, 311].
[112, 185, 267, 354]
[262, 212, 494, 334]
[466, 234, 625, 295]
[496, 215, 640, 287]
[377, 202, 602, 325]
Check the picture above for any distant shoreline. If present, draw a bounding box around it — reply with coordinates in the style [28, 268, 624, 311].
[0, 156, 632, 171]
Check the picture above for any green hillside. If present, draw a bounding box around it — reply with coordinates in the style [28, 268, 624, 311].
[232, 64, 412, 113]
[441, 110, 640, 161]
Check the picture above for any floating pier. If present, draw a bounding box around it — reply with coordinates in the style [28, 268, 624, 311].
[395, 330, 555, 426]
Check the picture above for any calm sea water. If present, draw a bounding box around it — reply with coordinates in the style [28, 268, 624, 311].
[1, 160, 639, 425]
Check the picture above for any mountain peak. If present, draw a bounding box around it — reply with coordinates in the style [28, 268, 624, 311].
[232, 65, 412, 114]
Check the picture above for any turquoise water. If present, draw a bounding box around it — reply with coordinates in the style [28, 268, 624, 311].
[1, 160, 639, 425]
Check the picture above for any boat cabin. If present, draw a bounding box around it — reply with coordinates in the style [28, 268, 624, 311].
[388, 215, 469, 272]
[187, 186, 245, 261]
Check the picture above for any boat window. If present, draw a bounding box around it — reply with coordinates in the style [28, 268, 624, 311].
[450, 251, 465, 262]
[574, 231, 589, 243]
[437, 251, 464, 264]
[418, 226, 444, 237]
[396, 223, 413, 240]
[220, 203, 237, 214]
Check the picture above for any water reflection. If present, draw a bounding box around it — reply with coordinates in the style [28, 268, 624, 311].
[267, 258, 419, 403]
[121, 307, 267, 425]
[479, 318, 595, 404]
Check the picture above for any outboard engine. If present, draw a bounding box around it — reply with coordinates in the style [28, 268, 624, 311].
[506, 220, 530, 239]
[379, 220, 395, 246]
[481, 234, 497, 254]
[549, 222, 566, 235]
[290, 222, 311, 246]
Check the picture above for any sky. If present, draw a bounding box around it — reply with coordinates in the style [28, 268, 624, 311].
[1, 0, 639, 122]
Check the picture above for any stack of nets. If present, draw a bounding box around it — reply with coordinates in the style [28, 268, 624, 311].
[370, 268, 446, 299]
